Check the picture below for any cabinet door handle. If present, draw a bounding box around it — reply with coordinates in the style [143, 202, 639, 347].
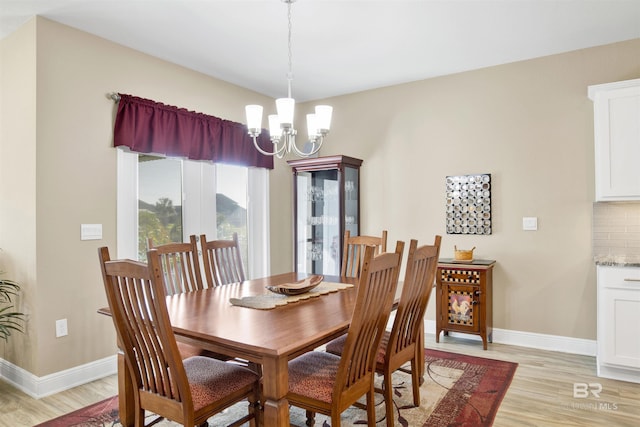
[474, 290, 481, 296]
[624, 278, 640, 282]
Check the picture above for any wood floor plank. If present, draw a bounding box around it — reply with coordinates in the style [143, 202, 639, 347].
[1, 335, 638, 426]
[429, 336, 640, 427]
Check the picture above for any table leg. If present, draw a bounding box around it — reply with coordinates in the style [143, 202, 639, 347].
[261, 355, 290, 427]
[117, 350, 134, 427]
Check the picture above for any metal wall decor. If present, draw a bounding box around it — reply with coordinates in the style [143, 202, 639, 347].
[446, 174, 492, 235]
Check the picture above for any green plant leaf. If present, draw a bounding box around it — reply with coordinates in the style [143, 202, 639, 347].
[0, 305, 25, 341]
[0, 279, 21, 303]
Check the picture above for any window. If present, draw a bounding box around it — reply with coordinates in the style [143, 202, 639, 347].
[117, 149, 270, 279]
[138, 156, 183, 259]
[215, 163, 249, 269]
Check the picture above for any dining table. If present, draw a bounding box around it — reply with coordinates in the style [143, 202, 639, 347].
[99, 272, 359, 427]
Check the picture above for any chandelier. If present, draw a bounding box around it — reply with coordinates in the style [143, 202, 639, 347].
[245, 0, 332, 158]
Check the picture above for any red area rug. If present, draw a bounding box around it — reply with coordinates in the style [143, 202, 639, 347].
[36, 348, 517, 427]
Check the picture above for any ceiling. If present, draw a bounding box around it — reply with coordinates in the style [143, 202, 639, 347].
[2, 0, 640, 102]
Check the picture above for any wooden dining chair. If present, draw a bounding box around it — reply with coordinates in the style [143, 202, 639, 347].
[200, 233, 246, 287]
[98, 247, 260, 427]
[341, 229, 388, 278]
[197, 233, 261, 374]
[148, 235, 205, 294]
[148, 235, 223, 361]
[287, 241, 404, 427]
[326, 235, 442, 427]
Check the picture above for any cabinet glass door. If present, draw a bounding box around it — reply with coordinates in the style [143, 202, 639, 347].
[344, 165, 359, 237]
[289, 155, 362, 276]
[295, 169, 341, 275]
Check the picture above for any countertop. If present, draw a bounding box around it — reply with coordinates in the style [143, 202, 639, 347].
[594, 255, 640, 267]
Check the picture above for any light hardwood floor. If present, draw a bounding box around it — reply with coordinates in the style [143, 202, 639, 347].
[1, 335, 639, 426]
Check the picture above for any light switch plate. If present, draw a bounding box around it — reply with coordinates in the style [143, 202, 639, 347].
[81, 224, 102, 240]
[522, 217, 538, 231]
[56, 318, 68, 337]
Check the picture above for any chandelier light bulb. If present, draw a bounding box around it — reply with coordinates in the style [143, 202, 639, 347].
[314, 105, 333, 132]
[268, 114, 283, 139]
[276, 98, 295, 128]
[306, 113, 318, 139]
[245, 105, 263, 136]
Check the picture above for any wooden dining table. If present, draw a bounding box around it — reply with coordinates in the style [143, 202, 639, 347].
[99, 272, 359, 427]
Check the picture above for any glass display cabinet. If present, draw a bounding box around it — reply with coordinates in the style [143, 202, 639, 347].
[287, 155, 362, 275]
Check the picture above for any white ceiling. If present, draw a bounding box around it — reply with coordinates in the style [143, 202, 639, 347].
[2, 0, 640, 102]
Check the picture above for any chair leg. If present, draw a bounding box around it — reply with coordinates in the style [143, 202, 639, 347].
[383, 372, 395, 427]
[410, 358, 421, 407]
[249, 388, 260, 427]
[305, 410, 316, 426]
[330, 411, 342, 427]
[366, 389, 377, 427]
[416, 339, 425, 385]
[134, 407, 146, 427]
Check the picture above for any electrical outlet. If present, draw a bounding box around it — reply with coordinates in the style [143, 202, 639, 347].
[56, 318, 68, 337]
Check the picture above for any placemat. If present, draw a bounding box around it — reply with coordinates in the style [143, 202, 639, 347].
[229, 281, 353, 310]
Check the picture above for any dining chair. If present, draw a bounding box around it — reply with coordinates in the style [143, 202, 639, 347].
[197, 233, 262, 374]
[147, 235, 205, 294]
[148, 235, 223, 361]
[200, 233, 246, 287]
[287, 241, 404, 427]
[98, 247, 260, 427]
[326, 235, 442, 427]
[341, 229, 388, 278]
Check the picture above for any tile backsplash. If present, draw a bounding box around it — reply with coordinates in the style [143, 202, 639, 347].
[593, 202, 640, 264]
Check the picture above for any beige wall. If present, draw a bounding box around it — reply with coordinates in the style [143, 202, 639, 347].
[0, 19, 38, 371]
[309, 37, 640, 340]
[1, 15, 639, 377]
[0, 17, 286, 376]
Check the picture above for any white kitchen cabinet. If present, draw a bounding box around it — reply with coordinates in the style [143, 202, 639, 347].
[588, 79, 640, 201]
[597, 265, 640, 383]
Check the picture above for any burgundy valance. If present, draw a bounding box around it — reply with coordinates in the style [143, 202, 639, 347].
[113, 94, 274, 169]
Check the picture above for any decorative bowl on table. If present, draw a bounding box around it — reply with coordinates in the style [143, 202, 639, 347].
[266, 275, 324, 296]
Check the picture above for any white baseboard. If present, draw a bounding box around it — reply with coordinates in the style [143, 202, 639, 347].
[0, 321, 597, 399]
[422, 319, 597, 356]
[0, 354, 117, 399]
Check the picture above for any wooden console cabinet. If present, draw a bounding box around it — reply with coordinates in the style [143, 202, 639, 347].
[435, 259, 495, 350]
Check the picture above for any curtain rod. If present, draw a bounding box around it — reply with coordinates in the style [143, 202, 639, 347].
[108, 93, 121, 102]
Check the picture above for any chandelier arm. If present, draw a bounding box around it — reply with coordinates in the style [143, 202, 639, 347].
[290, 136, 323, 157]
[305, 138, 323, 156]
[251, 136, 286, 157]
